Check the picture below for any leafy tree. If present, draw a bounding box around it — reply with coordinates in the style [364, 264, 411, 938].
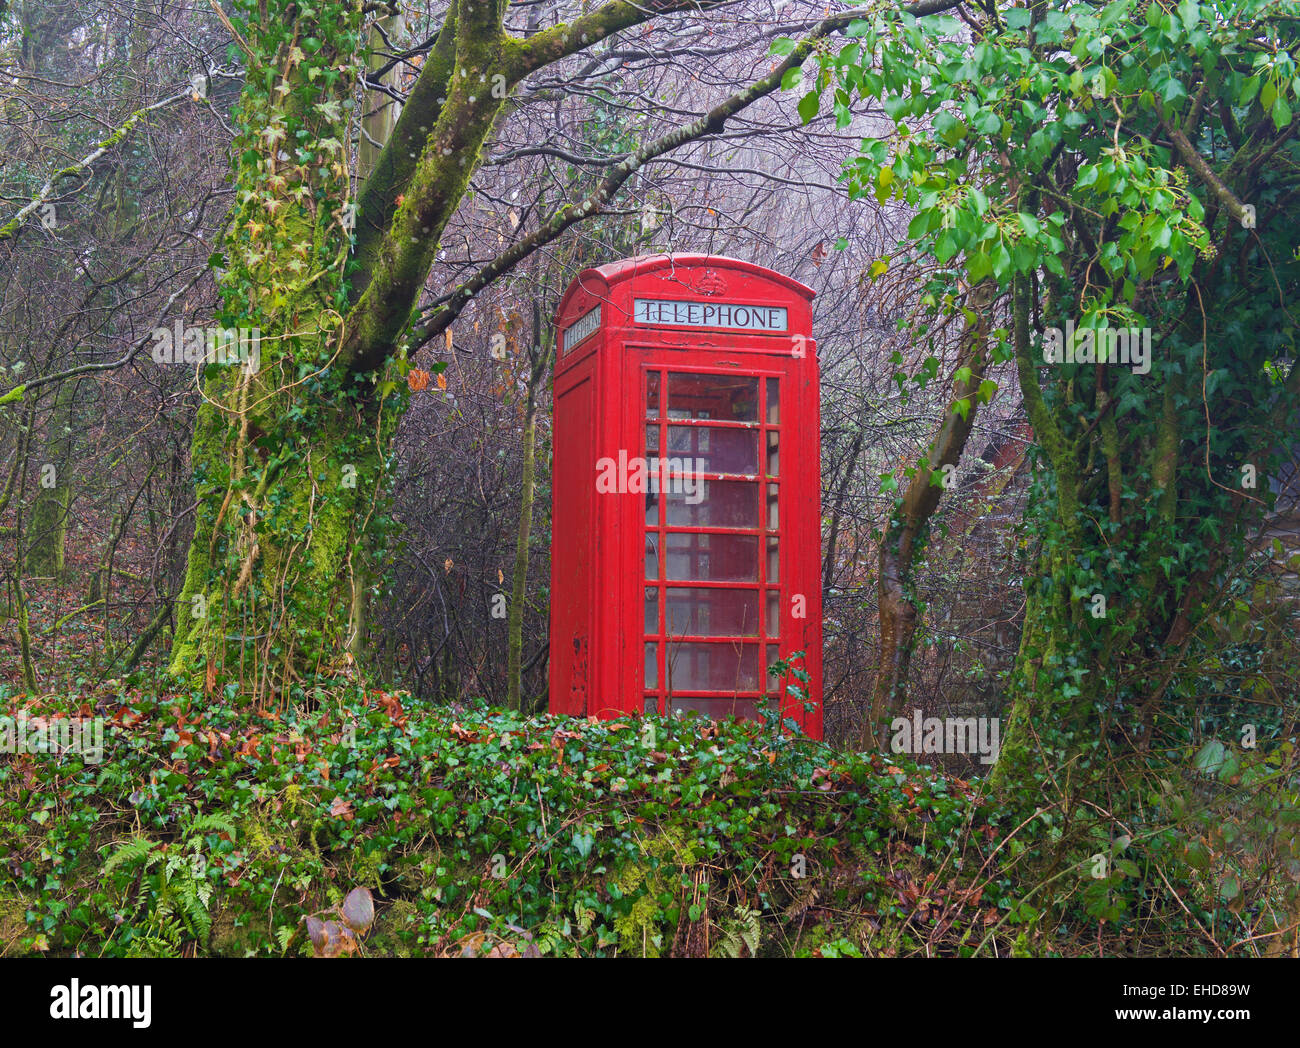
[806, 0, 1299, 796]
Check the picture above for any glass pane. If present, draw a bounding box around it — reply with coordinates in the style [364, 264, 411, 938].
[766, 483, 779, 529]
[646, 424, 659, 453]
[667, 426, 710, 454]
[665, 532, 758, 581]
[767, 591, 780, 635]
[645, 643, 659, 689]
[666, 587, 759, 637]
[766, 431, 779, 477]
[766, 537, 779, 583]
[665, 641, 760, 691]
[647, 372, 660, 418]
[668, 373, 758, 422]
[766, 377, 779, 424]
[646, 534, 659, 579]
[645, 489, 658, 527]
[670, 696, 762, 721]
[668, 426, 758, 475]
[666, 479, 759, 528]
[644, 694, 659, 714]
[644, 586, 660, 634]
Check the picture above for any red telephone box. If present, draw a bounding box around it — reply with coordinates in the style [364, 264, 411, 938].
[549, 254, 822, 738]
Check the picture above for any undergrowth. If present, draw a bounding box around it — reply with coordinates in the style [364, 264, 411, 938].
[0, 677, 1292, 957]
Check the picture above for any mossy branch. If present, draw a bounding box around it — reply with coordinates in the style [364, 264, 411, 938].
[1159, 115, 1250, 227]
[0, 270, 206, 406]
[0, 89, 191, 243]
[351, 5, 460, 291]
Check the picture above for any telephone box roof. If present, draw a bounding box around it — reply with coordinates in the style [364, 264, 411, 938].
[556, 254, 816, 322]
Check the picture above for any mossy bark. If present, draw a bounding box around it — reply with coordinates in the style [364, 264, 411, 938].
[990, 275, 1090, 792]
[505, 325, 552, 710]
[869, 282, 993, 745]
[167, 0, 387, 696]
[26, 378, 77, 579]
[27, 483, 70, 578]
[168, 355, 390, 696]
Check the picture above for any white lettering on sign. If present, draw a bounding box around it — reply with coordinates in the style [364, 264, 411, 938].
[633, 298, 788, 332]
[563, 305, 601, 354]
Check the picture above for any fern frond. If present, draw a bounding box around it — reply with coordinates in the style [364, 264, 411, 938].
[712, 905, 762, 958]
[187, 813, 238, 840]
[101, 836, 159, 876]
[178, 890, 212, 941]
[737, 905, 761, 956]
[126, 934, 179, 959]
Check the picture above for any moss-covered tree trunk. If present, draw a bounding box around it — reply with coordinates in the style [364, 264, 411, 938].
[991, 228, 1299, 797]
[168, 0, 388, 694]
[168, 366, 389, 695]
[358, 14, 404, 181]
[167, 0, 702, 694]
[27, 481, 71, 578]
[26, 379, 74, 581]
[505, 393, 538, 711]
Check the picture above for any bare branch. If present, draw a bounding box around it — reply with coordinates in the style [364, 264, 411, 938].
[411, 6, 871, 347]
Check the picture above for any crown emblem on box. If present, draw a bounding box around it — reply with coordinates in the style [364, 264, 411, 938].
[694, 270, 728, 295]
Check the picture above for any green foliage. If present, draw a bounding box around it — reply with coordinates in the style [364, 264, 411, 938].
[774, 0, 1300, 949]
[4, 673, 1291, 955]
[795, 935, 864, 958]
[805, 0, 1299, 775]
[97, 812, 222, 955]
[714, 905, 762, 958]
[0, 681, 1006, 957]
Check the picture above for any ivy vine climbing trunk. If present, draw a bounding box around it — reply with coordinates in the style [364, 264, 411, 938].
[821, 0, 1299, 810]
[168, 0, 389, 695]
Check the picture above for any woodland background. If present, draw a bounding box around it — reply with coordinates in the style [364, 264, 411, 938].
[1, 0, 1298, 958]
[0, 0, 1040, 741]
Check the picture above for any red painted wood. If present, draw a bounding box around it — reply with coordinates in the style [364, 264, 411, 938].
[550, 255, 822, 738]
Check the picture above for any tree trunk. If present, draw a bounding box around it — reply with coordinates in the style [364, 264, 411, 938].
[26, 379, 77, 579]
[506, 398, 538, 710]
[868, 281, 994, 745]
[506, 314, 553, 710]
[169, 359, 391, 698]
